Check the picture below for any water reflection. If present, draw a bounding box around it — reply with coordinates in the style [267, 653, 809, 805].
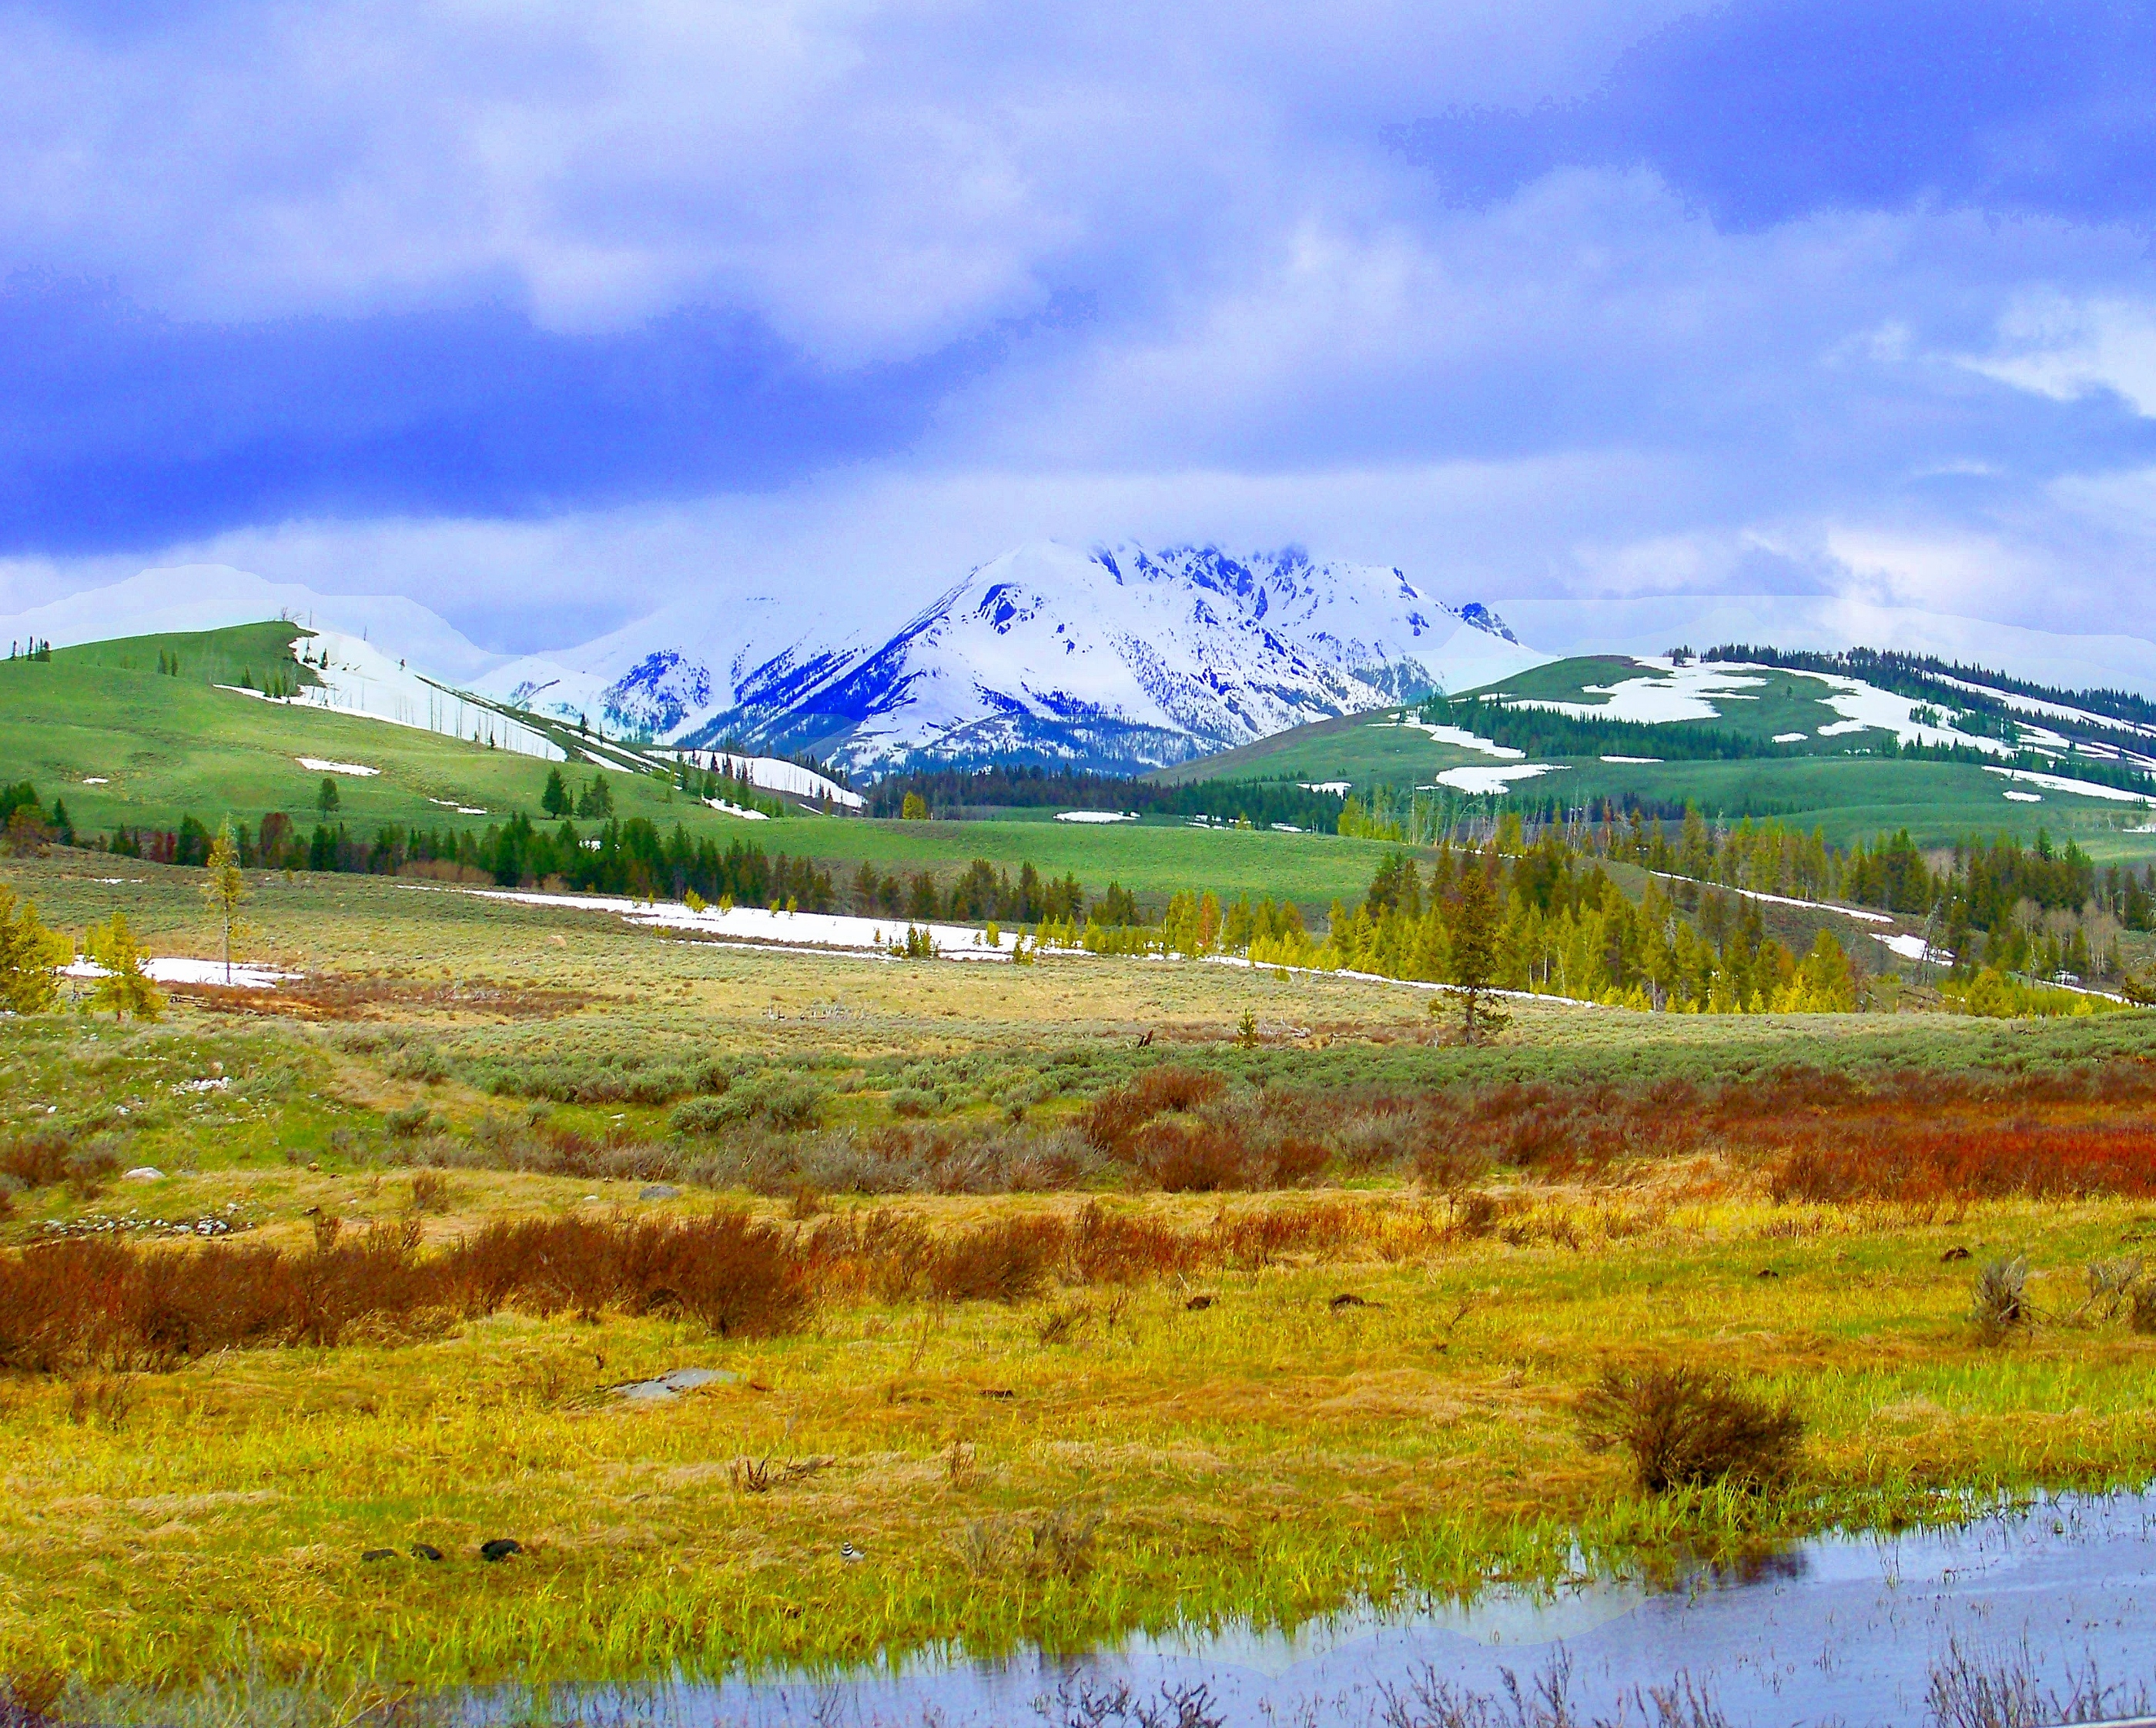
[116, 1490, 2156, 1728]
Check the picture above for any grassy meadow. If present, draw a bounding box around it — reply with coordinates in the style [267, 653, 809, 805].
[8, 851, 2156, 1711]
[0, 623, 1424, 916]
[1150, 655, 2156, 856]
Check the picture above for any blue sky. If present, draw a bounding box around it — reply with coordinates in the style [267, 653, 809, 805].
[5, 0, 2156, 655]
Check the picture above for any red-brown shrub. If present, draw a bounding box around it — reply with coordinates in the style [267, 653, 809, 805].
[927, 1216, 1066, 1303]
[1768, 1122, 2156, 1204]
[0, 1210, 811, 1371]
[1068, 1202, 1194, 1282]
[1082, 1065, 1227, 1152]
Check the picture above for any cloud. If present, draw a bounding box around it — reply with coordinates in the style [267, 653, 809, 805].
[5, 0, 2156, 667]
[1388, 0, 2156, 231]
[1967, 294, 2156, 417]
[0, 274, 987, 551]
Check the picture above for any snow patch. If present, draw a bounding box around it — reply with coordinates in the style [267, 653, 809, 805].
[1649, 873, 1895, 924]
[1874, 933, 1953, 964]
[1600, 755, 1662, 764]
[704, 799, 771, 820]
[1301, 781, 1351, 795]
[466, 889, 1015, 961]
[226, 631, 565, 762]
[1773, 733, 1809, 744]
[1984, 766, 2156, 805]
[296, 757, 378, 776]
[2003, 790, 2043, 802]
[1378, 718, 1525, 759]
[65, 958, 298, 989]
[1431, 763, 1566, 795]
[1932, 673, 2156, 741]
[665, 749, 862, 809]
[1507, 660, 1768, 724]
[1056, 810, 1137, 824]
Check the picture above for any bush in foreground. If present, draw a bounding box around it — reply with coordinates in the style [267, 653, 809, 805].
[1576, 1365, 1803, 1494]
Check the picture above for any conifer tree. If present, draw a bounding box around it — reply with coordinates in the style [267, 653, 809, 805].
[1447, 859, 1510, 1043]
[201, 818, 249, 984]
[541, 767, 571, 818]
[85, 914, 164, 1023]
[0, 886, 69, 1013]
[317, 776, 340, 815]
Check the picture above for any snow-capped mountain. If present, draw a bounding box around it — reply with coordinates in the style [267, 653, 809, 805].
[479, 541, 1548, 774]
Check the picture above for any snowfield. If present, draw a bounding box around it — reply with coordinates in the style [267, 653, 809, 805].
[480, 540, 1552, 775]
[1984, 766, 2156, 805]
[1431, 763, 1565, 794]
[224, 631, 564, 761]
[1377, 718, 1525, 759]
[464, 890, 1017, 959]
[64, 958, 298, 989]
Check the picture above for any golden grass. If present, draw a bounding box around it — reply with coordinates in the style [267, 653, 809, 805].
[5, 1178, 2156, 1692]
[6, 854, 2156, 1700]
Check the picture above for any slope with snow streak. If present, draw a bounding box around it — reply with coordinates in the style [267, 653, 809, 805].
[227, 632, 564, 762]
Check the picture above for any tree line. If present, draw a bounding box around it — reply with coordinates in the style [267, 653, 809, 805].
[863, 765, 1346, 831]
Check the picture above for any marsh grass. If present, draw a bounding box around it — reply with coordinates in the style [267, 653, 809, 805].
[1378, 1654, 1731, 1728]
[1925, 1636, 2147, 1728]
[13, 858, 2156, 1696]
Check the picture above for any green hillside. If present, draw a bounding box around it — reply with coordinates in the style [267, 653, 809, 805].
[0, 622, 1414, 911]
[1150, 653, 2156, 858]
[0, 622, 666, 837]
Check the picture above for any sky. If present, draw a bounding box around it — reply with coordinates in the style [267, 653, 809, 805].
[5, 0, 2156, 658]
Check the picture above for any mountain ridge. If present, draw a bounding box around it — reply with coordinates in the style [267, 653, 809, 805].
[484, 540, 1548, 775]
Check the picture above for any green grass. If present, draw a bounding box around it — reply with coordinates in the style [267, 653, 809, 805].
[1151, 675, 2156, 853]
[1456, 655, 1873, 748]
[0, 624, 688, 839]
[8, 856, 2156, 1700]
[0, 623, 1455, 913]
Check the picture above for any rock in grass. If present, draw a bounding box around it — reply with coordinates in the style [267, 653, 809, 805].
[409, 1542, 444, 1562]
[480, 1538, 523, 1562]
[361, 1548, 397, 1562]
[638, 1184, 680, 1202]
[122, 1167, 164, 1182]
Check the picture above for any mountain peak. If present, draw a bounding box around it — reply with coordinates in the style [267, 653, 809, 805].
[474, 538, 1549, 772]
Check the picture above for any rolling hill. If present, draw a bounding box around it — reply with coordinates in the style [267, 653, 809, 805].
[0, 621, 1418, 912]
[1150, 650, 2156, 856]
